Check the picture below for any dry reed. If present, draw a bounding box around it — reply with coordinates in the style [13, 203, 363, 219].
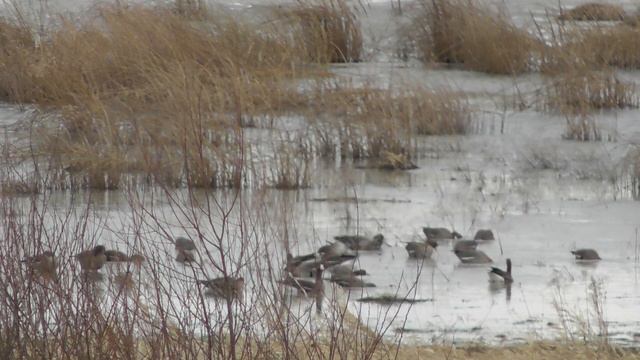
[411, 0, 538, 74]
[558, 3, 625, 21]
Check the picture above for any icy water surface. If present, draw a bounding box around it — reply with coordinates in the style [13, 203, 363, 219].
[1, 0, 640, 347]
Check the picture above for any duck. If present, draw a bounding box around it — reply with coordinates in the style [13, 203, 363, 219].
[113, 271, 135, 291]
[175, 236, 196, 252]
[474, 229, 495, 241]
[75, 245, 108, 272]
[176, 249, 196, 263]
[453, 239, 478, 252]
[22, 251, 56, 278]
[317, 241, 357, 261]
[454, 249, 493, 264]
[330, 271, 375, 288]
[405, 241, 437, 259]
[105, 250, 146, 265]
[197, 277, 244, 299]
[423, 227, 463, 241]
[105, 250, 129, 262]
[571, 249, 601, 261]
[489, 259, 513, 284]
[333, 234, 384, 251]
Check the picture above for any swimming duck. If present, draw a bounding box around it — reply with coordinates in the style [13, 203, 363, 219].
[423, 227, 463, 241]
[453, 239, 478, 252]
[197, 276, 245, 299]
[571, 249, 601, 261]
[75, 245, 108, 272]
[454, 249, 493, 264]
[474, 229, 495, 241]
[22, 251, 56, 278]
[175, 236, 196, 252]
[405, 241, 437, 259]
[333, 234, 385, 251]
[176, 249, 196, 263]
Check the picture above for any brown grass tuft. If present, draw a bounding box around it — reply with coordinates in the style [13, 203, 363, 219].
[411, 0, 538, 74]
[278, 0, 363, 63]
[308, 84, 470, 160]
[558, 3, 625, 21]
[541, 70, 639, 115]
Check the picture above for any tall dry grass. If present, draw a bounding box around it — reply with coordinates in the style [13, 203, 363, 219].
[558, 3, 626, 21]
[410, 0, 538, 74]
[540, 70, 639, 116]
[306, 83, 470, 160]
[276, 0, 363, 63]
[0, 5, 325, 190]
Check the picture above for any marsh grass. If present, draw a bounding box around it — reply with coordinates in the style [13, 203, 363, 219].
[278, 0, 363, 63]
[308, 83, 470, 160]
[410, 0, 538, 74]
[540, 70, 639, 116]
[558, 3, 626, 21]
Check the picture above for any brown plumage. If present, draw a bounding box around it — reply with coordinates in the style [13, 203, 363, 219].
[198, 277, 245, 299]
[22, 251, 56, 278]
[75, 245, 107, 272]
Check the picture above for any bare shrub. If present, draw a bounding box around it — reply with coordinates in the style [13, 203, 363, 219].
[410, 0, 538, 74]
[558, 3, 625, 21]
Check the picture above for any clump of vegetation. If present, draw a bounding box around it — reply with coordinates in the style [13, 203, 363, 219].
[542, 19, 640, 72]
[558, 3, 625, 21]
[277, 0, 363, 63]
[541, 71, 639, 115]
[410, 0, 538, 74]
[308, 83, 470, 161]
[563, 115, 602, 142]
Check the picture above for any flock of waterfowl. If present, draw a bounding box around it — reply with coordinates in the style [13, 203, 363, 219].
[20, 228, 602, 307]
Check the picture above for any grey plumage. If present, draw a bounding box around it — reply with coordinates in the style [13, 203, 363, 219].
[474, 229, 495, 241]
[454, 249, 493, 264]
[333, 233, 385, 251]
[423, 227, 463, 240]
[571, 249, 601, 260]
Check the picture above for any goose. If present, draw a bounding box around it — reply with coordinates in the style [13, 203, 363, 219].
[423, 227, 463, 241]
[330, 272, 375, 288]
[197, 277, 244, 299]
[75, 245, 108, 272]
[405, 241, 437, 259]
[282, 264, 325, 312]
[454, 249, 493, 264]
[329, 264, 367, 278]
[333, 234, 385, 251]
[22, 251, 56, 278]
[474, 229, 495, 241]
[489, 259, 513, 284]
[571, 249, 601, 261]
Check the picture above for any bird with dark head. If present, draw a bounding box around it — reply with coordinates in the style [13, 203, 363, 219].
[571, 249, 601, 261]
[489, 258, 513, 284]
[333, 233, 385, 251]
[423, 227, 463, 241]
